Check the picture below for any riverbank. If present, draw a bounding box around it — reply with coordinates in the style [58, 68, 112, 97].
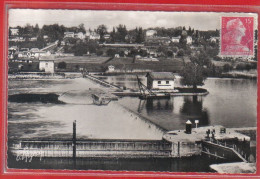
[221, 71, 257, 79]
[210, 162, 256, 173]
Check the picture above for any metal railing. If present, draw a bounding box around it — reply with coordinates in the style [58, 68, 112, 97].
[203, 138, 248, 162]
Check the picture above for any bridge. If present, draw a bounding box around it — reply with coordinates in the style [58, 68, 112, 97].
[83, 73, 122, 89]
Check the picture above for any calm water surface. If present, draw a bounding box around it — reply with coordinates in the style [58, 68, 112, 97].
[103, 75, 257, 130]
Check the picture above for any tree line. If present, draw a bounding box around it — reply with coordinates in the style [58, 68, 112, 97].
[10, 23, 221, 44]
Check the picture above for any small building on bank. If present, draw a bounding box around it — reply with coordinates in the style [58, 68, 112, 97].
[146, 72, 175, 90]
[39, 56, 55, 73]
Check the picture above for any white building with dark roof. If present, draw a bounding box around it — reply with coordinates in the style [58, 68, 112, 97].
[146, 72, 175, 90]
[39, 56, 55, 73]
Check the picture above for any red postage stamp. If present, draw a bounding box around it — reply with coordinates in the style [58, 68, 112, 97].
[221, 16, 254, 56]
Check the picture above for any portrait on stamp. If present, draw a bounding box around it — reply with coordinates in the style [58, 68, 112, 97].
[221, 17, 254, 56]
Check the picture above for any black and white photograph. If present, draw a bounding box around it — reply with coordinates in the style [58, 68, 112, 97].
[7, 9, 258, 173]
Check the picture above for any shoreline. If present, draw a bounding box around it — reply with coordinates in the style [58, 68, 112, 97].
[8, 71, 257, 80]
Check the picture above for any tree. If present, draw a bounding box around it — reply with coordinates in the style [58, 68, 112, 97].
[72, 43, 88, 56]
[116, 24, 127, 42]
[119, 50, 125, 57]
[177, 49, 184, 57]
[172, 47, 178, 53]
[166, 50, 173, 57]
[110, 27, 116, 43]
[223, 63, 232, 72]
[78, 23, 86, 33]
[107, 48, 116, 57]
[191, 51, 212, 67]
[96, 50, 103, 56]
[41, 24, 65, 42]
[136, 27, 144, 43]
[180, 62, 207, 89]
[179, 30, 188, 48]
[188, 26, 192, 36]
[97, 24, 107, 43]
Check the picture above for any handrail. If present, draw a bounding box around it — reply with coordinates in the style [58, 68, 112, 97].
[203, 140, 248, 162]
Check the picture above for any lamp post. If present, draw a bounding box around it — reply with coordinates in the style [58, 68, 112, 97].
[195, 120, 199, 128]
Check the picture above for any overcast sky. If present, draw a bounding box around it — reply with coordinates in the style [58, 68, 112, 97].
[9, 9, 258, 31]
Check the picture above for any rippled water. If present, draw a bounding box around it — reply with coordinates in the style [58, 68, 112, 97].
[8, 78, 164, 140]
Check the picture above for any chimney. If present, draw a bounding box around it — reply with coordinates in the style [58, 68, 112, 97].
[186, 120, 192, 134]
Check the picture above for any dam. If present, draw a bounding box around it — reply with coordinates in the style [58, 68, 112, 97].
[9, 123, 254, 163]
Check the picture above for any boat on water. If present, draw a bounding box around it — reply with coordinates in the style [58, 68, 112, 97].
[91, 94, 112, 105]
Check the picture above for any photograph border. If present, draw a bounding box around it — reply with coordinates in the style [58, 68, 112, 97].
[1, 1, 260, 178]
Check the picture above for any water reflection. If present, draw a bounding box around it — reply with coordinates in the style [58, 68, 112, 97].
[180, 96, 209, 127]
[137, 98, 174, 114]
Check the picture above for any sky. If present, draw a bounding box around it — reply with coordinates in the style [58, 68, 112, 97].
[8, 9, 258, 32]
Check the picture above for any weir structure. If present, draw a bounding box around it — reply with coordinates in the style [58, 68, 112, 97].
[9, 123, 254, 163]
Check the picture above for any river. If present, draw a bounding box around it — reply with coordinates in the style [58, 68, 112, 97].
[7, 75, 257, 172]
[103, 74, 257, 130]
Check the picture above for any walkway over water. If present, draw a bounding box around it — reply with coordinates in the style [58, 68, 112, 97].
[84, 74, 122, 89]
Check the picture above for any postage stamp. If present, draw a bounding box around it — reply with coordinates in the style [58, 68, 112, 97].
[220, 16, 255, 57]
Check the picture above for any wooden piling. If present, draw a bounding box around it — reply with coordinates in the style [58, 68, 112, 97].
[73, 120, 76, 160]
[177, 141, 180, 157]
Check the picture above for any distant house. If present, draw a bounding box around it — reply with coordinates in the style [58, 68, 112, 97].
[209, 37, 219, 43]
[187, 36, 192, 45]
[89, 32, 100, 40]
[146, 30, 157, 37]
[10, 28, 19, 36]
[114, 54, 120, 58]
[146, 36, 171, 45]
[29, 37, 37, 41]
[39, 56, 55, 73]
[171, 36, 181, 43]
[9, 36, 25, 42]
[64, 32, 75, 38]
[75, 32, 85, 39]
[104, 34, 110, 39]
[146, 72, 175, 90]
[30, 48, 47, 59]
[8, 47, 17, 59]
[148, 50, 158, 58]
[107, 65, 115, 72]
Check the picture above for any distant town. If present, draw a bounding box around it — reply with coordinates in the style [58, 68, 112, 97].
[8, 23, 257, 79]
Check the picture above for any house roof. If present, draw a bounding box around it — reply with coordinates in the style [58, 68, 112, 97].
[146, 72, 175, 80]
